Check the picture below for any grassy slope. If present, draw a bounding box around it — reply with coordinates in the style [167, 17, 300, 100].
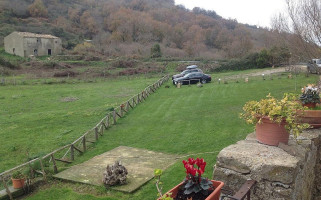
[0, 77, 158, 172]
[24, 73, 318, 200]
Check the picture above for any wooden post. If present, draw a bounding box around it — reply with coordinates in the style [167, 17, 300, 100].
[120, 106, 123, 117]
[126, 101, 129, 111]
[133, 97, 136, 106]
[95, 127, 99, 141]
[100, 124, 104, 135]
[1, 176, 13, 200]
[128, 101, 133, 109]
[51, 154, 58, 173]
[70, 144, 75, 161]
[137, 94, 140, 103]
[113, 110, 117, 124]
[106, 115, 109, 128]
[82, 136, 86, 152]
[39, 158, 47, 181]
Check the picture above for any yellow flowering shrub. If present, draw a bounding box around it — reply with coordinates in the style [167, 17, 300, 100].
[240, 93, 310, 138]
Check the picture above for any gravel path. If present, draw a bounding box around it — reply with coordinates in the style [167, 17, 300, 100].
[224, 65, 307, 80]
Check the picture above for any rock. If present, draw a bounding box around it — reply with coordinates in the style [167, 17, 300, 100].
[102, 161, 128, 186]
[214, 130, 321, 200]
[216, 140, 299, 183]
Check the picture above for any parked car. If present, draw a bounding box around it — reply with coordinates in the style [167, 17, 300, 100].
[307, 59, 321, 74]
[172, 68, 203, 80]
[186, 65, 198, 69]
[173, 72, 211, 85]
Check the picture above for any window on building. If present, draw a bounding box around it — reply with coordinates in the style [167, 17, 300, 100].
[48, 49, 52, 56]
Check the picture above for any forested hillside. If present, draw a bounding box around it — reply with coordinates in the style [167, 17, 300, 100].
[0, 0, 284, 59]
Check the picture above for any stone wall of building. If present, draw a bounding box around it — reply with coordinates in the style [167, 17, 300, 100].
[213, 129, 321, 200]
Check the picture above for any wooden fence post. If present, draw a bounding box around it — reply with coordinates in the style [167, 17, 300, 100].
[1, 176, 13, 200]
[120, 106, 123, 117]
[137, 94, 140, 103]
[133, 97, 136, 106]
[70, 145, 75, 161]
[95, 127, 99, 140]
[105, 115, 109, 128]
[101, 124, 104, 135]
[126, 101, 130, 111]
[82, 136, 86, 152]
[113, 110, 117, 124]
[39, 158, 47, 181]
[51, 154, 58, 173]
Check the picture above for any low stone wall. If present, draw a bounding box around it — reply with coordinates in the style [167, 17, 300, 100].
[213, 129, 321, 200]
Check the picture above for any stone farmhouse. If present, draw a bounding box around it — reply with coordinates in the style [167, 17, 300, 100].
[4, 32, 62, 57]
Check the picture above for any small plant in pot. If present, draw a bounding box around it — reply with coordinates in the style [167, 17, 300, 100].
[299, 84, 320, 108]
[240, 93, 310, 146]
[158, 158, 224, 200]
[11, 170, 26, 189]
[297, 84, 321, 128]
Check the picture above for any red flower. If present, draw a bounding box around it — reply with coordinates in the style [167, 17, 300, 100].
[197, 169, 204, 175]
[183, 158, 207, 177]
[182, 160, 188, 166]
[188, 158, 196, 165]
[195, 158, 205, 168]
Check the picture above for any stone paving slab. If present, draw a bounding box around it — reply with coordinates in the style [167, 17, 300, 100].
[54, 146, 178, 193]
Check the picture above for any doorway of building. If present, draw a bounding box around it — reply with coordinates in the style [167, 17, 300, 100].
[48, 49, 52, 56]
[34, 49, 38, 56]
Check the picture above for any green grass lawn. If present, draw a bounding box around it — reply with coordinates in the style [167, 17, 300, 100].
[0, 76, 158, 172]
[19, 73, 318, 200]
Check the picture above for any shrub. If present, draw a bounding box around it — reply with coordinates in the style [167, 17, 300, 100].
[151, 43, 162, 58]
[53, 70, 77, 77]
[111, 59, 137, 68]
[0, 57, 20, 69]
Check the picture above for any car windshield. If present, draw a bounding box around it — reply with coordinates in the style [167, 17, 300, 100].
[181, 70, 189, 75]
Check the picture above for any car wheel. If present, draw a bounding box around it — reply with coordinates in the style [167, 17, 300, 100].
[201, 79, 207, 84]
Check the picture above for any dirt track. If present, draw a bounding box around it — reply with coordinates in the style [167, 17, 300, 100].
[226, 65, 307, 80]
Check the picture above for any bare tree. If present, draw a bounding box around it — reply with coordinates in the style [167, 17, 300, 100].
[272, 0, 321, 59]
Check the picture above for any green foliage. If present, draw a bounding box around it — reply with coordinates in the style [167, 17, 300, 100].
[214, 46, 291, 72]
[12, 170, 25, 179]
[151, 43, 162, 58]
[154, 169, 163, 177]
[154, 169, 173, 200]
[240, 93, 310, 138]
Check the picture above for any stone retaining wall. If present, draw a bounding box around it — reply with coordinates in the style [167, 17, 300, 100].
[213, 129, 321, 200]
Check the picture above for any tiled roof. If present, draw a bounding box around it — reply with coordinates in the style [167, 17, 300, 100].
[15, 32, 59, 39]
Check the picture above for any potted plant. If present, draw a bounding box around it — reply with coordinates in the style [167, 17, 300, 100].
[299, 84, 320, 108]
[158, 158, 224, 200]
[297, 84, 321, 128]
[11, 170, 25, 189]
[240, 93, 309, 146]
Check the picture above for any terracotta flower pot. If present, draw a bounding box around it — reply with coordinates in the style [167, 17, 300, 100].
[11, 178, 25, 189]
[255, 116, 289, 146]
[302, 102, 317, 108]
[298, 110, 321, 128]
[158, 180, 224, 200]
